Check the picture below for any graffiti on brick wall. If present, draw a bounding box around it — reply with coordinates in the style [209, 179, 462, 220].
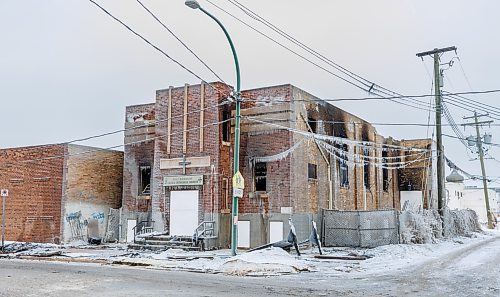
[92, 211, 105, 223]
[66, 211, 85, 241]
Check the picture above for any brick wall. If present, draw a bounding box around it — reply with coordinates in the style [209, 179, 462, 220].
[0, 144, 65, 243]
[152, 82, 232, 232]
[122, 103, 155, 216]
[61, 145, 123, 242]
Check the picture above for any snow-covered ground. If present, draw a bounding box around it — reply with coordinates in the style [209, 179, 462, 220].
[2, 228, 499, 278]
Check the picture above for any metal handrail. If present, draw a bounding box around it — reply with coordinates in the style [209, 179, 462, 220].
[132, 220, 155, 244]
[193, 221, 215, 246]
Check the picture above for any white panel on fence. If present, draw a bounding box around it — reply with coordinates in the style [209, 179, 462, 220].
[269, 221, 284, 243]
[237, 220, 250, 248]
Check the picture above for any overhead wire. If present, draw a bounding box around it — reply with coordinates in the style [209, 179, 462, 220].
[135, 0, 226, 84]
[206, 0, 433, 112]
[225, 0, 432, 110]
[0, 117, 233, 166]
[66, 100, 231, 145]
[88, 0, 218, 91]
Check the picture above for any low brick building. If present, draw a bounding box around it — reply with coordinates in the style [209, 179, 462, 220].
[121, 82, 434, 248]
[0, 144, 123, 243]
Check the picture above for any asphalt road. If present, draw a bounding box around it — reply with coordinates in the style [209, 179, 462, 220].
[0, 259, 338, 297]
[1, 236, 499, 297]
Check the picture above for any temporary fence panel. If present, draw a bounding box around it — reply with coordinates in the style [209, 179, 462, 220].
[321, 209, 399, 248]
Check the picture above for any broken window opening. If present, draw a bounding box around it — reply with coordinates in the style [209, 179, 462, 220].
[308, 163, 317, 180]
[222, 107, 230, 142]
[339, 144, 349, 187]
[363, 148, 370, 189]
[254, 162, 267, 192]
[308, 117, 317, 133]
[139, 165, 151, 195]
[382, 150, 389, 191]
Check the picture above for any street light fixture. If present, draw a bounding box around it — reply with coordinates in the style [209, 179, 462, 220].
[185, 0, 242, 256]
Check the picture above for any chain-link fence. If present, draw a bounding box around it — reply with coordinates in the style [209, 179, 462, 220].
[322, 208, 481, 247]
[321, 209, 399, 248]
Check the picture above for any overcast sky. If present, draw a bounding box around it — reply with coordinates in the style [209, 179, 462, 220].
[1, 0, 499, 186]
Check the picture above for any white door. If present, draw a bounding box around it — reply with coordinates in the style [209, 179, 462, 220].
[269, 221, 284, 243]
[170, 190, 199, 236]
[126, 219, 136, 243]
[237, 220, 251, 248]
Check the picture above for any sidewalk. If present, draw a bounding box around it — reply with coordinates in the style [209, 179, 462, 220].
[2, 228, 499, 277]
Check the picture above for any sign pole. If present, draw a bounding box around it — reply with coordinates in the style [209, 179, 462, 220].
[1, 195, 5, 252]
[1, 189, 8, 252]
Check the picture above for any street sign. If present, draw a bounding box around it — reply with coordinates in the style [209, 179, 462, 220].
[233, 188, 243, 198]
[0, 189, 8, 197]
[232, 171, 245, 189]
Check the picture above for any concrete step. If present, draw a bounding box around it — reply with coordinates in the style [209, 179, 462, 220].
[141, 240, 195, 246]
[128, 243, 202, 252]
[142, 235, 193, 242]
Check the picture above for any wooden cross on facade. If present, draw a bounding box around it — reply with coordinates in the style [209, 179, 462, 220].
[178, 154, 191, 175]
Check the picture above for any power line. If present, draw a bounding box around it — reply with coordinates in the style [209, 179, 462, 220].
[0, 118, 232, 166]
[135, 0, 226, 84]
[225, 0, 432, 111]
[442, 93, 500, 118]
[206, 0, 432, 112]
[244, 116, 432, 152]
[88, 0, 217, 91]
[64, 100, 230, 145]
[443, 91, 500, 114]
[241, 89, 500, 104]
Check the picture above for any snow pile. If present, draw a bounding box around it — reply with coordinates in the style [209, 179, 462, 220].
[399, 209, 482, 244]
[221, 247, 310, 276]
[443, 209, 481, 237]
[399, 210, 442, 244]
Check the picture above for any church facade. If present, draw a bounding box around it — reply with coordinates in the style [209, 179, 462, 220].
[120, 82, 435, 248]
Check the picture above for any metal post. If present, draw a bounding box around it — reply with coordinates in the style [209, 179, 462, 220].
[473, 112, 494, 229]
[187, 1, 241, 256]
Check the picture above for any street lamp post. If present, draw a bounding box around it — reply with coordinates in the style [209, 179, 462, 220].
[185, 0, 241, 256]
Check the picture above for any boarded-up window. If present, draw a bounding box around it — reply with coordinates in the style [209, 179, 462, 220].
[255, 162, 267, 191]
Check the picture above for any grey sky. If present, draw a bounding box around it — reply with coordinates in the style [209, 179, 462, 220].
[1, 0, 499, 185]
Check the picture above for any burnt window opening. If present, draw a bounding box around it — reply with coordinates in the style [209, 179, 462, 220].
[222, 107, 230, 142]
[139, 165, 151, 195]
[339, 144, 349, 187]
[382, 150, 389, 191]
[308, 163, 317, 179]
[308, 117, 317, 133]
[363, 148, 370, 188]
[254, 162, 267, 192]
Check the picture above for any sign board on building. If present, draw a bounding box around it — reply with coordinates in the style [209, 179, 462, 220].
[233, 188, 243, 198]
[163, 175, 203, 187]
[0, 189, 8, 197]
[232, 171, 245, 189]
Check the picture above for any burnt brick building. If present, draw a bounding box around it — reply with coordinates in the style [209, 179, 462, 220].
[121, 82, 434, 248]
[0, 144, 123, 243]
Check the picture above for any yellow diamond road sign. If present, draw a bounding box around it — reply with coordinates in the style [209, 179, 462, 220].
[232, 171, 245, 189]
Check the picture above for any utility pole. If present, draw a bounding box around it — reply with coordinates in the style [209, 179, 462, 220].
[462, 112, 494, 229]
[416, 46, 456, 219]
